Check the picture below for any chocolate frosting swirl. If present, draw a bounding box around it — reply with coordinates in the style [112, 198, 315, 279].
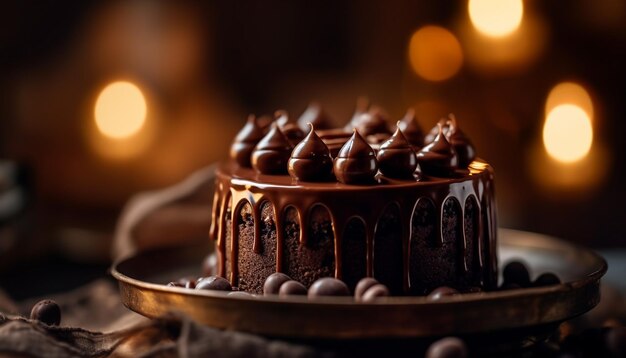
[397, 108, 424, 149]
[446, 114, 476, 167]
[376, 123, 418, 178]
[416, 123, 458, 176]
[288, 123, 333, 181]
[230, 114, 267, 167]
[276, 111, 305, 145]
[251, 122, 294, 175]
[333, 130, 378, 184]
[297, 103, 334, 131]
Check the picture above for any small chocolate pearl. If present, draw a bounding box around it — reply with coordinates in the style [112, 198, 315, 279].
[30, 300, 61, 326]
[606, 327, 626, 357]
[427, 287, 459, 301]
[308, 278, 350, 298]
[534, 273, 561, 287]
[503, 261, 531, 287]
[426, 337, 468, 358]
[361, 284, 389, 302]
[263, 273, 292, 295]
[227, 291, 253, 298]
[354, 277, 379, 301]
[278, 280, 308, 297]
[195, 276, 232, 291]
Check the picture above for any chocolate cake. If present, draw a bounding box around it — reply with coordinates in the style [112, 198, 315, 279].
[209, 104, 498, 295]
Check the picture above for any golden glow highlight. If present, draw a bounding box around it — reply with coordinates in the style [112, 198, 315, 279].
[468, 0, 524, 38]
[408, 26, 463, 82]
[94, 81, 147, 139]
[545, 82, 594, 120]
[543, 104, 593, 163]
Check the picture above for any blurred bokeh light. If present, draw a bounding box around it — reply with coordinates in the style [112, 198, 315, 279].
[94, 81, 147, 139]
[543, 104, 593, 163]
[408, 26, 463, 82]
[468, 0, 524, 38]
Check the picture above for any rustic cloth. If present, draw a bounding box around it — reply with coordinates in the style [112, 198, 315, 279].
[0, 280, 327, 358]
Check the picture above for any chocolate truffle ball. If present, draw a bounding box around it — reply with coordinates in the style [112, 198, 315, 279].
[354, 277, 379, 301]
[534, 272, 561, 287]
[308, 278, 350, 298]
[361, 284, 390, 302]
[427, 286, 459, 301]
[263, 273, 292, 295]
[425, 337, 468, 358]
[30, 300, 61, 326]
[503, 261, 531, 287]
[278, 280, 308, 297]
[195, 276, 232, 291]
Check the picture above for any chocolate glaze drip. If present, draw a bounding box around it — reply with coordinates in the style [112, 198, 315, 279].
[416, 124, 458, 176]
[333, 130, 378, 184]
[288, 123, 333, 182]
[276, 111, 305, 145]
[297, 103, 334, 131]
[230, 115, 267, 167]
[447, 114, 476, 168]
[251, 123, 293, 175]
[376, 124, 418, 179]
[397, 108, 424, 149]
[210, 160, 497, 294]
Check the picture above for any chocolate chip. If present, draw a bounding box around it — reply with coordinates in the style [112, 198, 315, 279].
[278, 280, 307, 297]
[195, 276, 232, 291]
[361, 284, 389, 302]
[308, 278, 350, 298]
[30, 300, 61, 326]
[427, 287, 459, 301]
[425, 337, 468, 358]
[503, 261, 531, 287]
[263, 273, 292, 295]
[354, 277, 379, 301]
[534, 273, 561, 287]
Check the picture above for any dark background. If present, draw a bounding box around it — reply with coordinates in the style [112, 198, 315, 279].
[0, 0, 624, 298]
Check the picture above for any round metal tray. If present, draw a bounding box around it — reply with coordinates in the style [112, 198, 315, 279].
[112, 229, 606, 344]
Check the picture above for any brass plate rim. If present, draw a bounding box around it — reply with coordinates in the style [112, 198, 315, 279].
[111, 229, 607, 338]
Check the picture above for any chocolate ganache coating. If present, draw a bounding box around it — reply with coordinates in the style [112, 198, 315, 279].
[297, 103, 334, 131]
[397, 108, 424, 148]
[276, 111, 305, 145]
[288, 123, 333, 182]
[376, 123, 418, 179]
[230, 115, 267, 168]
[251, 122, 294, 175]
[416, 123, 458, 176]
[333, 129, 378, 184]
[446, 115, 476, 168]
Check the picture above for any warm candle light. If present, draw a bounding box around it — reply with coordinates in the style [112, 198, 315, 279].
[468, 0, 524, 38]
[407, 26, 463, 82]
[545, 82, 594, 120]
[543, 104, 593, 163]
[94, 81, 147, 139]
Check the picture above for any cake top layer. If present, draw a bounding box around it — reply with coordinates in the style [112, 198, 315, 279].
[229, 101, 482, 185]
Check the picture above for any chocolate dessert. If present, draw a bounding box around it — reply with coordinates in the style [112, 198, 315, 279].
[209, 106, 497, 295]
